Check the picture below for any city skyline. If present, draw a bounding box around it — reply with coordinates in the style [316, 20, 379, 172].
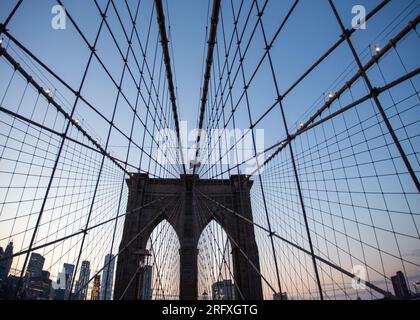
[1, 244, 420, 300]
[0, 249, 119, 300]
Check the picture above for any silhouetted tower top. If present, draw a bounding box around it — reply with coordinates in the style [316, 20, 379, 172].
[26, 252, 45, 279]
[0, 241, 14, 280]
[391, 271, 411, 298]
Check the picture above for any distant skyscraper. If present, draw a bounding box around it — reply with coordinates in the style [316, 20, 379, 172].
[0, 242, 13, 281]
[24, 270, 52, 300]
[0, 246, 4, 292]
[141, 265, 152, 300]
[64, 263, 75, 299]
[53, 263, 75, 300]
[212, 280, 234, 300]
[1, 275, 20, 299]
[198, 291, 210, 300]
[273, 292, 288, 300]
[74, 260, 91, 300]
[0, 246, 4, 281]
[91, 274, 101, 300]
[391, 271, 410, 298]
[100, 254, 115, 300]
[414, 281, 420, 295]
[26, 253, 45, 279]
[53, 288, 66, 300]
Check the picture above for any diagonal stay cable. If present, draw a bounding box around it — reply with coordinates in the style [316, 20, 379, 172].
[0, 195, 175, 262]
[0, 0, 23, 30]
[200, 0, 392, 178]
[1, 25, 179, 177]
[215, 22, 420, 180]
[194, 193, 245, 300]
[196, 191, 278, 296]
[196, 189, 396, 299]
[71, 196, 181, 300]
[0, 46, 130, 176]
[118, 198, 182, 300]
[328, 1, 419, 192]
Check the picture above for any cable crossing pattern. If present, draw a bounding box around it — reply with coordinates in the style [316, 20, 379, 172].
[0, 0, 419, 301]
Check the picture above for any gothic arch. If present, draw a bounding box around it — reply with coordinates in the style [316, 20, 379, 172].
[145, 220, 180, 300]
[114, 174, 263, 300]
[197, 219, 236, 299]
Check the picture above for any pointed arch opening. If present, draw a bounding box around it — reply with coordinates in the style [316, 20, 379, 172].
[144, 219, 180, 300]
[197, 220, 238, 300]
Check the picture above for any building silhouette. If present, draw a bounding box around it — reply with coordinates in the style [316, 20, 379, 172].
[24, 270, 52, 300]
[391, 271, 410, 298]
[413, 281, 420, 295]
[0, 242, 13, 281]
[54, 263, 75, 300]
[100, 254, 115, 300]
[273, 292, 288, 300]
[22, 253, 51, 300]
[0, 246, 3, 294]
[199, 291, 210, 300]
[26, 253, 45, 279]
[212, 280, 235, 300]
[1, 275, 20, 299]
[91, 274, 101, 300]
[74, 260, 91, 300]
[141, 265, 153, 300]
[63, 263, 75, 299]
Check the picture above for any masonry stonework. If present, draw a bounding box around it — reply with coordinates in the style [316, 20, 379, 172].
[114, 174, 263, 300]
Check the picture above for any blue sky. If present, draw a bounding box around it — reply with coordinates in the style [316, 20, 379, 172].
[0, 0, 418, 149]
[0, 1, 415, 138]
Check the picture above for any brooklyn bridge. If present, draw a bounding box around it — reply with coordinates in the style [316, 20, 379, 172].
[0, 0, 419, 301]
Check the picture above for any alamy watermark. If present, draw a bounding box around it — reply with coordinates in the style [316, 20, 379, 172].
[51, 5, 66, 30]
[352, 5, 367, 30]
[155, 121, 265, 176]
[50, 4, 367, 31]
[45, 4, 368, 176]
[352, 265, 367, 290]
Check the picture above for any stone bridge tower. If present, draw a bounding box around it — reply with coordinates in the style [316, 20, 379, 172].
[114, 174, 263, 300]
